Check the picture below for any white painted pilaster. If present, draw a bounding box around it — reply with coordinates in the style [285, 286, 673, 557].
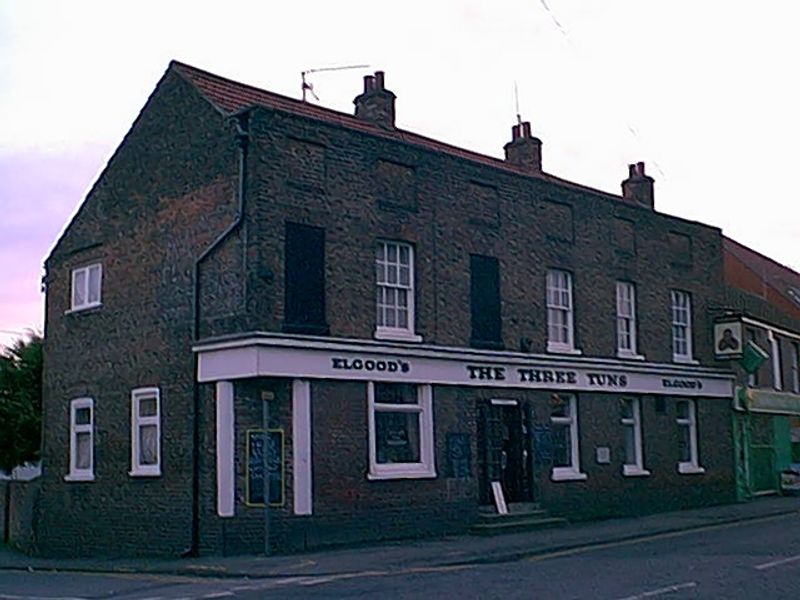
[292, 379, 312, 515]
[216, 380, 235, 517]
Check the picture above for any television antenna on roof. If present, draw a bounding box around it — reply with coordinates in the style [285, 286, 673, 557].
[301, 64, 371, 103]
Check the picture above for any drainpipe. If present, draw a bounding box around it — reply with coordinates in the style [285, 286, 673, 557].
[187, 111, 250, 556]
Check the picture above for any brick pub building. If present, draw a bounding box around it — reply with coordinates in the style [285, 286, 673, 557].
[38, 62, 736, 557]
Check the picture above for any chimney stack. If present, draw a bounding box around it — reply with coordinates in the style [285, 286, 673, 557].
[504, 121, 542, 174]
[354, 70, 396, 129]
[621, 161, 655, 209]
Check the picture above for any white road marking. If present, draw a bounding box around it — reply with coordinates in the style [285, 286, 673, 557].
[201, 593, 234, 599]
[754, 553, 800, 570]
[614, 581, 697, 600]
[0, 595, 89, 600]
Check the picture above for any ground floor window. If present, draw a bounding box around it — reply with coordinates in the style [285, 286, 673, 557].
[677, 399, 704, 474]
[130, 387, 161, 477]
[367, 382, 436, 480]
[620, 398, 649, 476]
[550, 394, 586, 481]
[66, 397, 94, 481]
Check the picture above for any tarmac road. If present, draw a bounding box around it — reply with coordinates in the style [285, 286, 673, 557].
[2, 511, 800, 599]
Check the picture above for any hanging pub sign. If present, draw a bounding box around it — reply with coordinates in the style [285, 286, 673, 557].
[714, 317, 744, 360]
[246, 429, 285, 507]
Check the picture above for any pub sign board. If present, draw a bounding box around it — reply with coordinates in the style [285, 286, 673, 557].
[714, 318, 744, 360]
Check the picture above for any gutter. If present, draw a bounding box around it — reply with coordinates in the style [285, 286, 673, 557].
[187, 111, 250, 557]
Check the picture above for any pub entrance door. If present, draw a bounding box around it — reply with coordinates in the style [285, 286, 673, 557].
[478, 399, 534, 505]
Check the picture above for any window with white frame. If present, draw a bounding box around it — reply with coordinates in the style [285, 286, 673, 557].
[616, 282, 641, 358]
[791, 342, 799, 394]
[769, 331, 783, 391]
[367, 382, 435, 480]
[547, 270, 575, 353]
[375, 241, 420, 341]
[66, 398, 94, 481]
[670, 290, 693, 362]
[130, 387, 161, 476]
[70, 263, 102, 311]
[550, 394, 586, 481]
[676, 399, 704, 474]
[620, 398, 649, 476]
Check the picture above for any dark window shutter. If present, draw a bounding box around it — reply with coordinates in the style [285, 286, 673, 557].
[283, 222, 328, 334]
[470, 254, 502, 349]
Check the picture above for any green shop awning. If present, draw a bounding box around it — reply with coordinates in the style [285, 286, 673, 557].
[736, 387, 800, 415]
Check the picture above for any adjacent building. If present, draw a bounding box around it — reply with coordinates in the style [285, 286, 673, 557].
[38, 62, 737, 557]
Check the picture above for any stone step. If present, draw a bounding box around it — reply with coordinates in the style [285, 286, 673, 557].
[476, 509, 550, 524]
[470, 515, 568, 536]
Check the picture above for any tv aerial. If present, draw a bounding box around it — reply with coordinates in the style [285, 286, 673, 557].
[301, 64, 370, 102]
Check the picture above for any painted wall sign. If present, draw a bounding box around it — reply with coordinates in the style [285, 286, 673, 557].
[197, 338, 734, 398]
[246, 429, 284, 507]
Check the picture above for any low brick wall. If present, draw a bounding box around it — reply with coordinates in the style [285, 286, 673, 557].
[2, 479, 40, 554]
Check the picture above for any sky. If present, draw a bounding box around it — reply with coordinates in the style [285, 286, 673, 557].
[1, 1, 798, 350]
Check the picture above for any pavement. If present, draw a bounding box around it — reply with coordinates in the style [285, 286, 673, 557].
[2, 496, 800, 579]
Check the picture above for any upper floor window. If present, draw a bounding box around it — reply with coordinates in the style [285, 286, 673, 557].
[547, 270, 576, 353]
[283, 222, 328, 335]
[670, 290, 693, 362]
[470, 254, 503, 349]
[768, 331, 783, 391]
[676, 399, 704, 474]
[66, 397, 94, 481]
[70, 263, 102, 311]
[616, 281, 641, 358]
[375, 241, 420, 341]
[130, 387, 161, 477]
[620, 398, 649, 476]
[791, 342, 799, 394]
[367, 382, 435, 480]
[550, 394, 586, 481]
[746, 329, 759, 387]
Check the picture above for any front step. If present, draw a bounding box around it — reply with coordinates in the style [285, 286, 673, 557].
[471, 503, 568, 536]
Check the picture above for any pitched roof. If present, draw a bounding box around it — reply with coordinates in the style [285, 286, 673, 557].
[723, 236, 800, 319]
[171, 60, 628, 203]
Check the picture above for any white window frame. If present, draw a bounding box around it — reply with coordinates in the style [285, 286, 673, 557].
[768, 331, 783, 391]
[620, 398, 650, 476]
[670, 290, 695, 363]
[374, 240, 422, 342]
[65, 397, 94, 482]
[676, 399, 704, 474]
[550, 394, 587, 481]
[130, 387, 162, 477]
[790, 342, 799, 394]
[70, 263, 103, 312]
[546, 270, 579, 354]
[616, 281, 644, 359]
[367, 382, 436, 480]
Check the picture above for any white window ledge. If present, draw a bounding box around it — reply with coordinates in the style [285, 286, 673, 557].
[617, 351, 646, 361]
[673, 356, 700, 365]
[374, 328, 423, 343]
[64, 473, 95, 482]
[368, 465, 436, 481]
[678, 463, 705, 475]
[546, 343, 583, 356]
[64, 302, 103, 315]
[551, 468, 588, 482]
[129, 468, 162, 478]
[623, 465, 651, 477]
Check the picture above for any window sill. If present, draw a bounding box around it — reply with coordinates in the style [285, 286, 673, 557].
[547, 343, 582, 356]
[617, 351, 646, 361]
[551, 468, 587, 482]
[374, 328, 423, 343]
[678, 463, 705, 475]
[129, 468, 162, 478]
[367, 465, 437, 481]
[673, 356, 700, 365]
[623, 466, 651, 477]
[64, 473, 95, 482]
[65, 302, 102, 315]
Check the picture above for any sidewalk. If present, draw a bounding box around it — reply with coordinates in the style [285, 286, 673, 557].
[2, 496, 799, 579]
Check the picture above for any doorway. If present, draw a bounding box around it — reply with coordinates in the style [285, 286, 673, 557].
[478, 399, 533, 505]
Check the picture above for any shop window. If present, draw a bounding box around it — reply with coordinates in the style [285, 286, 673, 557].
[616, 281, 642, 359]
[470, 254, 502, 349]
[769, 331, 783, 391]
[70, 263, 102, 312]
[367, 382, 435, 480]
[547, 270, 576, 354]
[130, 387, 161, 477]
[670, 290, 694, 362]
[283, 222, 328, 334]
[676, 399, 704, 474]
[375, 240, 420, 341]
[620, 398, 649, 476]
[747, 329, 759, 387]
[550, 394, 586, 481]
[66, 397, 94, 481]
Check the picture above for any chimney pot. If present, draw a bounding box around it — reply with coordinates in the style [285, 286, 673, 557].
[628, 164, 637, 178]
[636, 161, 645, 176]
[354, 71, 396, 128]
[374, 71, 385, 89]
[504, 121, 542, 174]
[512, 124, 521, 140]
[364, 75, 375, 92]
[522, 121, 531, 138]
